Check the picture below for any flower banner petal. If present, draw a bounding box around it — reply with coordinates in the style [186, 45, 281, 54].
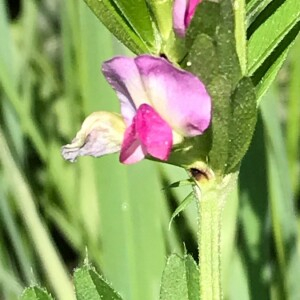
[135, 55, 211, 137]
[102, 57, 149, 125]
[62, 112, 125, 162]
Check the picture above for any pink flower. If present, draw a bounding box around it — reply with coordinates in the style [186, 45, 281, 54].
[62, 55, 211, 165]
[173, 0, 202, 37]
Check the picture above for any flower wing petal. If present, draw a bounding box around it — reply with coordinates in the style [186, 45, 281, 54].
[136, 104, 172, 161]
[119, 121, 146, 164]
[61, 112, 125, 162]
[135, 55, 211, 137]
[120, 104, 173, 164]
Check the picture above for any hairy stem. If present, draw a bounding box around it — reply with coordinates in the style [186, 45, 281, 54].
[194, 172, 238, 300]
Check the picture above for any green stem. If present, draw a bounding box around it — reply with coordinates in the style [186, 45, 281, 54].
[197, 187, 222, 299]
[195, 172, 238, 300]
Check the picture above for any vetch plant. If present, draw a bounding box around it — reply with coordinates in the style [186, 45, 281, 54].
[17, 0, 300, 299]
[62, 1, 255, 298]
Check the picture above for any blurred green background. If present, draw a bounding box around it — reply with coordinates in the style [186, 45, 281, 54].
[0, 0, 299, 299]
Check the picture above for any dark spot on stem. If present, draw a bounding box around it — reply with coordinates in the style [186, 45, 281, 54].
[190, 168, 209, 181]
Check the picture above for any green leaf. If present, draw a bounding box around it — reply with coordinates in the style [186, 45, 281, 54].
[169, 192, 195, 229]
[160, 254, 199, 300]
[255, 47, 290, 103]
[187, 0, 241, 87]
[83, 0, 148, 54]
[226, 77, 257, 172]
[74, 265, 123, 300]
[207, 75, 232, 173]
[253, 22, 300, 103]
[216, 0, 242, 86]
[186, 1, 220, 48]
[21, 286, 54, 300]
[247, 0, 300, 75]
[112, 0, 159, 51]
[186, 34, 218, 86]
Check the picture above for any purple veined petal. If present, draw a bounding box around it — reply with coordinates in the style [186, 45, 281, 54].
[102, 56, 150, 125]
[61, 112, 125, 162]
[120, 104, 173, 164]
[135, 55, 211, 137]
[173, 0, 188, 37]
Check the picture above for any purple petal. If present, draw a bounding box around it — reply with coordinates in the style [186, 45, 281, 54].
[173, 0, 201, 37]
[61, 112, 125, 162]
[136, 104, 172, 160]
[120, 104, 173, 164]
[102, 57, 149, 125]
[185, 0, 201, 27]
[135, 55, 211, 137]
[119, 123, 146, 164]
[173, 0, 188, 37]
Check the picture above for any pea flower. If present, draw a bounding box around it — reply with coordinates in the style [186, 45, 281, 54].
[62, 55, 211, 164]
[173, 0, 202, 37]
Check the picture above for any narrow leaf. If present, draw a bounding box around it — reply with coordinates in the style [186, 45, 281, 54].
[74, 265, 123, 300]
[247, 0, 300, 75]
[253, 22, 300, 103]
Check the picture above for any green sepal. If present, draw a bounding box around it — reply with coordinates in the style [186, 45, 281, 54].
[20, 286, 54, 300]
[74, 264, 123, 300]
[160, 254, 200, 300]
